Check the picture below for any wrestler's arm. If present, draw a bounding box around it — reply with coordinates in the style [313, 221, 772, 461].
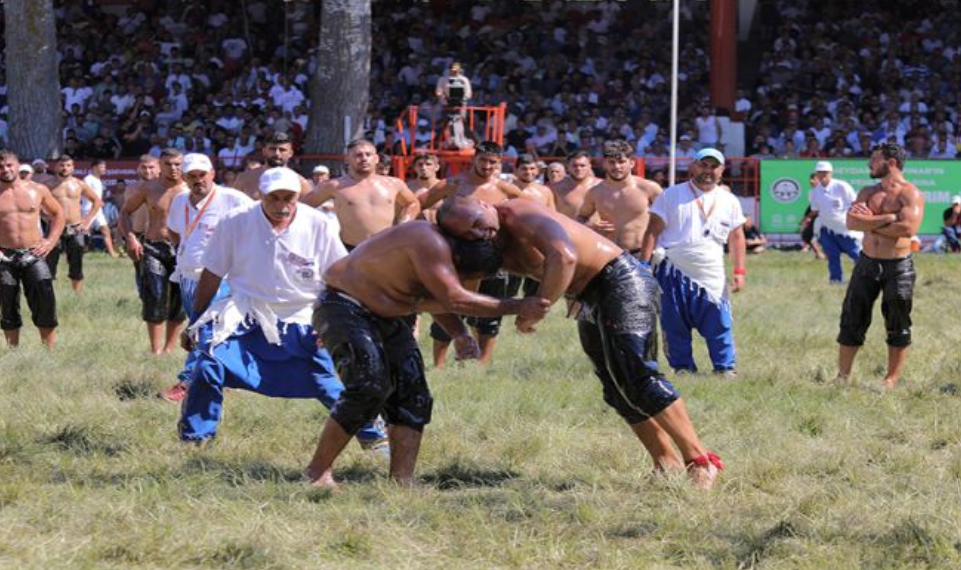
[574, 189, 597, 225]
[497, 180, 527, 200]
[846, 188, 896, 230]
[513, 215, 577, 305]
[394, 180, 421, 223]
[639, 178, 663, 203]
[299, 179, 335, 208]
[418, 179, 451, 210]
[639, 213, 665, 262]
[79, 181, 103, 229]
[872, 186, 925, 238]
[412, 237, 547, 318]
[119, 185, 149, 260]
[34, 187, 66, 257]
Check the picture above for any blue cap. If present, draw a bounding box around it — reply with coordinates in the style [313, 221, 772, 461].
[694, 148, 725, 165]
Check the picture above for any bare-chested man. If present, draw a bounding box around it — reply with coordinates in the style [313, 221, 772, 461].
[417, 140, 527, 365]
[837, 143, 925, 390]
[437, 196, 724, 488]
[514, 153, 556, 209]
[551, 150, 601, 218]
[121, 156, 158, 299]
[119, 148, 187, 355]
[301, 139, 420, 250]
[43, 155, 103, 294]
[576, 140, 662, 257]
[407, 152, 442, 224]
[0, 150, 66, 348]
[233, 132, 311, 200]
[306, 220, 550, 489]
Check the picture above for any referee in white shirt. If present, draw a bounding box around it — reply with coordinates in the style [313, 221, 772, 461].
[178, 166, 388, 452]
[806, 160, 862, 283]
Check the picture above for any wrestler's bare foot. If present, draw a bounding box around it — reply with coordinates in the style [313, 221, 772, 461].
[686, 453, 724, 490]
[390, 474, 416, 488]
[882, 376, 899, 390]
[307, 469, 339, 490]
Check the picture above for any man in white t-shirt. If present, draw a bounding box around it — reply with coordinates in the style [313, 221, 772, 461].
[178, 167, 388, 453]
[642, 148, 746, 375]
[82, 159, 119, 257]
[805, 161, 861, 283]
[158, 153, 252, 402]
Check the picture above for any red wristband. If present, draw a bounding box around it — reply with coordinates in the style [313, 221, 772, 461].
[733, 267, 746, 276]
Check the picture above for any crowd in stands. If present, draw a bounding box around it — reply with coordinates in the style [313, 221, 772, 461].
[0, 0, 960, 176]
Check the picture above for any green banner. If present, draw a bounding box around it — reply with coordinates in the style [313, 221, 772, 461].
[759, 159, 959, 234]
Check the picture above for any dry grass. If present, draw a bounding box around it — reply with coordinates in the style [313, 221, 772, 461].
[0, 252, 960, 569]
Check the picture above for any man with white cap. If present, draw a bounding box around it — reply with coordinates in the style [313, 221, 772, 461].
[807, 160, 861, 282]
[641, 148, 746, 375]
[17, 164, 34, 182]
[310, 164, 330, 188]
[941, 195, 961, 252]
[157, 153, 252, 402]
[178, 166, 389, 453]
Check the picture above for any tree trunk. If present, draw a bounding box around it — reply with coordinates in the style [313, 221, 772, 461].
[303, 0, 371, 155]
[4, 0, 62, 159]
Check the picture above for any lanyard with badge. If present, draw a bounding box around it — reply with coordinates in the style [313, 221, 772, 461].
[180, 188, 217, 255]
[688, 181, 716, 237]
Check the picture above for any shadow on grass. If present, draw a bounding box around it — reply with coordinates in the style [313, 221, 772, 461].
[181, 456, 305, 486]
[41, 424, 128, 457]
[734, 520, 802, 568]
[421, 460, 519, 490]
[114, 375, 158, 402]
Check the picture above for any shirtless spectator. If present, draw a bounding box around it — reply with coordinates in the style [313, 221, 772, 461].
[307, 220, 550, 489]
[301, 139, 420, 250]
[438, 196, 724, 487]
[43, 155, 103, 294]
[0, 150, 65, 348]
[576, 140, 662, 258]
[552, 150, 601, 218]
[418, 141, 526, 366]
[119, 149, 187, 355]
[233, 132, 310, 200]
[837, 143, 925, 390]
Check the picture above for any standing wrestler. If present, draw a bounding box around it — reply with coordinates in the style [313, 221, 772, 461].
[0, 150, 66, 348]
[836, 143, 924, 389]
[418, 141, 527, 365]
[43, 155, 103, 294]
[438, 196, 723, 487]
[307, 220, 550, 489]
[406, 152, 443, 223]
[179, 167, 388, 452]
[232, 132, 311, 200]
[119, 148, 187, 355]
[551, 150, 601, 218]
[576, 140, 662, 257]
[300, 139, 420, 250]
[513, 153, 556, 209]
[122, 155, 157, 291]
[641, 148, 746, 375]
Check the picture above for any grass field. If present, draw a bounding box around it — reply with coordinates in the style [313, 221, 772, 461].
[1, 251, 960, 569]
